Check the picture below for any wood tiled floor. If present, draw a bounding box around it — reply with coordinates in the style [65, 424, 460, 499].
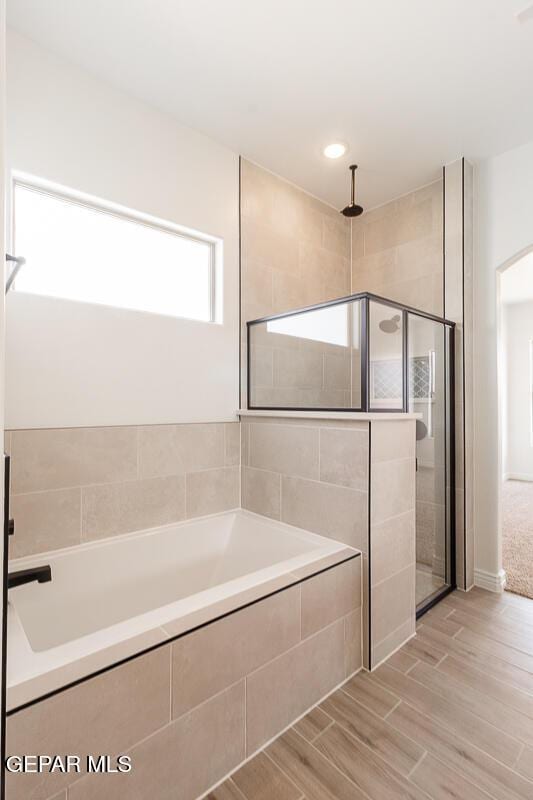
[208, 587, 533, 800]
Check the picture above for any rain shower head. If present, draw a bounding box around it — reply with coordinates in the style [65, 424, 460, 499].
[379, 314, 401, 333]
[341, 164, 364, 218]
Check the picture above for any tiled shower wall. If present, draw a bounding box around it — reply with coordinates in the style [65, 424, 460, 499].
[6, 423, 240, 559]
[240, 159, 351, 405]
[351, 179, 444, 316]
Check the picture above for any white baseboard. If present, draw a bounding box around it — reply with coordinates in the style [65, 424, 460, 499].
[503, 472, 533, 482]
[474, 568, 507, 593]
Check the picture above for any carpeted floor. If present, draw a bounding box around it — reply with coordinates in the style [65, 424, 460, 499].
[502, 479, 533, 599]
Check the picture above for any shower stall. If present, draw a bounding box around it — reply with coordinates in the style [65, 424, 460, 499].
[246, 292, 455, 615]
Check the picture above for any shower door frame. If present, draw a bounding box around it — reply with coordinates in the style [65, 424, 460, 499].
[246, 291, 456, 616]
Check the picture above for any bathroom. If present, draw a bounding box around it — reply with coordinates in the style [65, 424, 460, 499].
[1, 3, 533, 800]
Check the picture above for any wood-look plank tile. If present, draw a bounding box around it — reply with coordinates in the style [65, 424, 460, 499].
[516, 745, 533, 781]
[292, 707, 333, 743]
[446, 597, 533, 634]
[388, 701, 533, 800]
[207, 779, 248, 800]
[370, 664, 522, 766]
[411, 752, 497, 800]
[342, 671, 400, 717]
[437, 654, 533, 718]
[416, 625, 533, 695]
[385, 649, 419, 674]
[314, 722, 430, 800]
[408, 660, 533, 748]
[455, 626, 533, 672]
[418, 614, 463, 638]
[320, 688, 424, 777]
[266, 729, 368, 800]
[401, 636, 447, 666]
[500, 603, 533, 626]
[231, 751, 302, 800]
[450, 609, 533, 655]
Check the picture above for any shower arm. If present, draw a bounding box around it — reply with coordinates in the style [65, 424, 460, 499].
[5, 254, 26, 295]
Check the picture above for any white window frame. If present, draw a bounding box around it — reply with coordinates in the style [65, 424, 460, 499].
[10, 172, 221, 324]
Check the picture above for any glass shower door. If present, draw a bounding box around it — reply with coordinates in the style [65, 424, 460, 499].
[408, 314, 453, 611]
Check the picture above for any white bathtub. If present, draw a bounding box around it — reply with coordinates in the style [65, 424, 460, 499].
[7, 509, 358, 710]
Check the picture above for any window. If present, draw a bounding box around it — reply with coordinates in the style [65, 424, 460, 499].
[12, 181, 217, 322]
[267, 304, 349, 347]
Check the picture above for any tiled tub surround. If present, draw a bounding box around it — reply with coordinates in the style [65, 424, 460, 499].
[6, 554, 362, 800]
[240, 411, 417, 668]
[5, 421, 240, 558]
[7, 510, 358, 710]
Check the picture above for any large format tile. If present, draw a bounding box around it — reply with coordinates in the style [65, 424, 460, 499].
[246, 621, 345, 753]
[319, 428, 368, 490]
[241, 466, 281, 519]
[371, 458, 416, 525]
[186, 467, 239, 517]
[138, 423, 225, 478]
[371, 510, 415, 585]
[248, 423, 319, 480]
[10, 487, 81, 557]
[171, 586, 300, 717]
[11, 426, 138, 493]
[371, 420, 416, 463]
[6, 647, 171, 800]
[281, 475, 367, 548]
[69, 681, 245, 800]
[82, 475, 186, 539]
[301, 558, 361, 639]
[371, 565, 415, 647]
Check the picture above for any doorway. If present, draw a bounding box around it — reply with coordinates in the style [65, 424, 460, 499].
[499, 251, 533, 599]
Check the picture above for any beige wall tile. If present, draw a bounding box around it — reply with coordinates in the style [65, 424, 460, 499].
[11, 427, 137, 494]
[273, 349, 323, 390]
[246, 620, 345, 753]
[10, 488, 81, 557]
[172, 585, 300, 717]
[372, 564, 416, 650]
[319, 427, 368, 490]
[82, 475, 185, 540]
[249, 423, 319, 480]
[242, 466, 281, 519]
[69, 681, 245, 800]
[322, 216, 350, 257]
[372, 617, 416, 667]
[345, 610, 363, 677]
[371, 510, 416, 586]
[138, 423, 225, 479]
[6, 647, 170, 800]
[301, 558, 361, 639]
[371, 458, 416, 525]
[224, 423, 241, 467]
[281, 475, 367, 549]
[371, 420, 416, 463]
[186, 467, 239, 518]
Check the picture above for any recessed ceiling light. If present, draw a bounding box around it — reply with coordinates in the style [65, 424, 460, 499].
[323, 143, 347, 159]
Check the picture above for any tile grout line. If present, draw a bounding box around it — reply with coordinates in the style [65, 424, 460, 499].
[383, 698, 402, 720]
[406, 748, 428, 779]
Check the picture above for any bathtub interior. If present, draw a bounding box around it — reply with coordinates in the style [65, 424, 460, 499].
[8, 510, 351, 653]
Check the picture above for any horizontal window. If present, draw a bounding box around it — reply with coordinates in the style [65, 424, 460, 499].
[12, 181, 217, 322]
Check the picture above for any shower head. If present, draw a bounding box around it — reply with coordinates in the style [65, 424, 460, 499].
[341, 164, 364, 218]
[379, 314, 401, 333]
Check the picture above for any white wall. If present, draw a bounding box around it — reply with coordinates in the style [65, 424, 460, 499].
[475, 138, 533, 579]
[501, 300, 533, 481]
[5, 31, 240, 428]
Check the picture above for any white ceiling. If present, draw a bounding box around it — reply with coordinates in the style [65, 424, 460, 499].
[501, 253, 533, 304]
[7, 0, 533, 210]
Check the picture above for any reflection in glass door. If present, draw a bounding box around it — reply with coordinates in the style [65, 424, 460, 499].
[408, 315, 454, 611]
